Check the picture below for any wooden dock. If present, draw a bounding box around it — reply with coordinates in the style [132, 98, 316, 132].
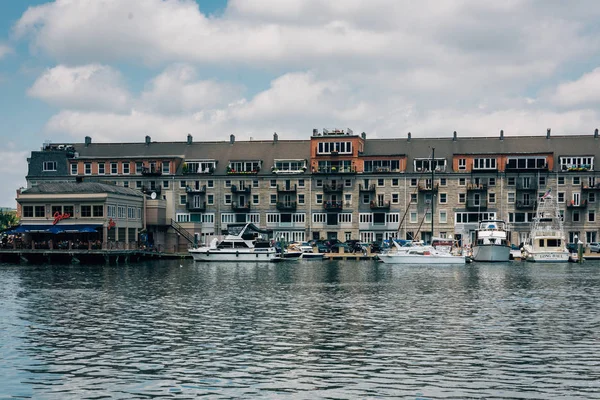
[0, 249, 186, 265]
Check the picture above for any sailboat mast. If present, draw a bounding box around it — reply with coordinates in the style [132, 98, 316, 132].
[431, 147, 435, 241]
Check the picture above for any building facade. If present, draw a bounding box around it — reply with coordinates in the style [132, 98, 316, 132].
[24, 129, 600, 251]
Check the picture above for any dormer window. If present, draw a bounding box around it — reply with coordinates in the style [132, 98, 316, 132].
[317, 141, 353, 155]
[414, 158, 446, 172]
[43, 161, 57, 171]
[559, 156, 593, 171]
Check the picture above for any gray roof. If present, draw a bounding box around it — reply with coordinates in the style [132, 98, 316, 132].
[26, 151, 70, 178]
[22, 182, 143, 197]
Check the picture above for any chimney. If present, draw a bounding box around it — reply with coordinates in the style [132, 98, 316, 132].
[84, 136, 92, 147]
[546, 128, 551, 139]
[313, 128, 318, 136]
[187, 134, 193, 145]
[453, 131, 457, 141]
[273, 132, 278, 143]
[230, 134, 235, 144]
[361, 132, 366, 140]
[595, 128, 598, 138]
[407, 132, 411, 142]
[500, 129, 504, 140]
[145, 135, 151, 145]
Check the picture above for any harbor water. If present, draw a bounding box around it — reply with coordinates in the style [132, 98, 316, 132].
[1, 260, 599, 399]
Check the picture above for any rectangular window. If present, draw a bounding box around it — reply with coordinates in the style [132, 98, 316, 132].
[253, 180, 259, 188]
[135, 162, 143, 174]
[81, 205, 92, 217]
[270, 194, 277, 204]
[162, 161, 170, 174]
[111, 162, 118, 174]
[298, 179, 305, 188]
[316, 194, 323, 204]
[391, 178, 399, 187]
[439, 210, 447, 223]
[410, 193, 417, 204]
[224, 194, 232, 205]
[163, 180, 169, 189]
[253, 194, 259, 204]
[224, 180, 231, 188]
[298, 194, 305, 204]
[538, 176, 545, 186]
[458, 193, 466, 203]
[458, 158, 466, 170]
[270, 179, 277, 188]
[344, 194, 352, 204]
[410, 178, 417, 187]
[573, 211, 580, 222]
[362, 194, 370, 204]
[377, 178, 384, 187]
[207, 194, 214, 205]
[473, 158, 497, 170]
[97, 162, 105, 175]
[488, 177, 496, 186]
[507, 177, 515, 186]
[488, 192, 496, 203]
[573, 177, 581, 185]
[392, 193, 399, 204]
[123, 163, 130, 175]
[439, 193, 447, 204]
[409, 212, 417, 223]
[558, 176, 565, 185]
[589, 192, 596, 203]
[180, 180, 186, 189]
[70, 163, 78, 175]
[439, 178, 447, 186]
[84, 162, 91, 175]
[92, 205, 104, 217]
[459, 178, 466, 186]
[338, 213, 352, 223]
[207, 180, 214, 188]
[42, 161, 57, 171]
[588, 210, 595, 222]
[345, 179, 352, 187]
[316, 179, 323, 188]
[23, 206, 33, 217]
[558, 192, 565, 203]
[508, 192, 515, 203]
[180, 195, 187, 205]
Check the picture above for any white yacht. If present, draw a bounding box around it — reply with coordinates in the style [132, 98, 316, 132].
[378, 240, 466, 265]
[189, 223, 278, 262]
[523, 192, 569, 262]
[472, 220, 511, 262]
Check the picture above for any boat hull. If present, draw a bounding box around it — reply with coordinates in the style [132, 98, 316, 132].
[189, 248, 277, 262]
[472, 244, 510, 262]
[378, 253, 466, 265]
[525, 251, 570, 263]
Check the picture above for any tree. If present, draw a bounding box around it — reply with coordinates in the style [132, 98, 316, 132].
[0, 210, 18, 231]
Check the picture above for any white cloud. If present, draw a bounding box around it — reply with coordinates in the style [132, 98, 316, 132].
[28, 64, 130, 111]
[0, 44, 12, 59]
[551, 68, 600, 108]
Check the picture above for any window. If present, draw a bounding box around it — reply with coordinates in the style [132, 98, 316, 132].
[270, 179, 277, 188]
[506, 156, 547, 170]
[207, 194, 214, 205]
[344, 194, 352, 204]
[473, 158, 497, 170]
[588, 210, 595, 222]
[507, 177, 515, 186]
[224, 180, 231, 188]
[136, 162, 143, 174]
[180, 180, 186, 189]
[458, 158, 466, 170]
[488, 192, 496, 203]
[439, 211, 447, 223]
[207, 180, 214, 188]
[392, 178, 399, 187]
[559, 156, 594, 171]
[270, 194, 277, 204]
[488, 177, 496, 186]
[410, 193, 417, 204]
[363, 159, 400, 172]
[386, 213, 399, 223]
[253, 180, 259, 188]
[317, 141, 353, 155]
[558, 192, 565, 203]
[377, 178, 384, 187]
[176, 213, 190, 223]
[123, 163, 130, 174]
[298, 194, 305, 204]
[508, 192, 515, 203]
[538, 176, 545, 186]
[162, 180, 169, 189]
[23, 206, 33, 217]
[42, 161, 57, 171]
[345, 179, 352, 187]
[362, 194, 370, 204]
[439, 178, 446, 186]
[410, 178, 418, 187]
[316, 194, 323, 204]
[33, 205, 45, 217]
[589, 192, 596, 203]
[439, 193, 447, 204]
[185, 160, 217, 174]
[228, 160, 261, 173]
[458, 193, 466, 203]
[558, 176, 565, 185]
[107, 205, 116, 217]
[111, 162, 118, 174]
[410, 212, 417, 223]
[84, 163, 91, 175]
[392, 193, 399, 204]
[298, 179, 305, 188]
[162, 161, 170, 174]
[573, 177, 581, 185]
[225, 194, 232, 205]
[81, 205, 92, 217]
[573, 211, 580, 222]
[92, 205, 103, 217]
[459, 178, 466, 186]
[221, 213, 235, 224]
[180, 195, 187, 205]
[338, 213, 352, 223]
[312, 213, 327, 223]
[136, 181, 142, 189]
[253, 194, 259, 204]
[316, 180, 323, 188]
[359, 213, 373, 223]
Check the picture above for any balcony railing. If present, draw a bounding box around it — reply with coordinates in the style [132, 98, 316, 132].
[467, 183, 488, 191]
[370, 200, 390, 210]
[187, 201, 206, 212]
[515, 200, 537, 210]
[466, 199, 488, 210]
[323, 201, 344, 211]
[186, 185, 206, 194]
[506, 163, 548, 172]
[323, 183, 344, 193]
[561, 164, 592, 172]
[231, 202, 251, 212]
[183, 166, 214, 175]
[141, 166, 162, 176]
[567, 200, 588, 209]
[359, 184, 376, 192]
[276, 184, 297, 193]
[516, 182, 539, 191]
[231, 185, 251, 194]
[582, 183, 600, 191]
[276, 201, 297, 211]
[312, 166, 356, 174]
[418, 183, 439, 192]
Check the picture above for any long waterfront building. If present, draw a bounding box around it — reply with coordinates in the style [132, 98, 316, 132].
[21, 128, 600, 252]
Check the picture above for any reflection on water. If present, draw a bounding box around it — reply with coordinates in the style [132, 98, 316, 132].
[1, 260, 599, 398]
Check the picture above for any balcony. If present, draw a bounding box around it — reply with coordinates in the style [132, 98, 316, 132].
[516, 182, 538, 191]
[359, 184, 376, 192]
[141, 166, 162, 176]
[418, 183, 439, 192]
[276, 184, 297, 193]
[231, 202, 251, 212]
[370, 200, 390, 210]
[231, 185, 251, 194]
[561, 164, 592, 172]
[466, 198, 488, 210]
[183, 166, 214, 175]
[187, 201, 206, 212]
[582, 183, 600, 191]
[313, 166, 356, 174]
[467, 183, 488, 192]
[276, 201, 297, 211]
[567, 200, 588, 209]
[323, 201, 344, 211]
[515, 200, 537, 210]
[186, 185, 206, 194]
[505, 162, 548, 172]
[323, 183, 344, 193]
[226, 167, 260, 175]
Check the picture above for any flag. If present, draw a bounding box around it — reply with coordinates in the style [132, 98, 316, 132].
[541, 188, 551, 200]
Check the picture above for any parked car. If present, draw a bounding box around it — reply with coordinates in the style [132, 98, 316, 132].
[344, 240, 364, 253]
[589, 242, 600, 253]
[566, 243, 578, 253]
[308, 239, 330, 253]
[370, 241, 384, 253]
[330, 242, 352, 253]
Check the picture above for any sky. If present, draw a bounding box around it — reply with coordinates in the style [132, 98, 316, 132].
[1, 0, 600, 207]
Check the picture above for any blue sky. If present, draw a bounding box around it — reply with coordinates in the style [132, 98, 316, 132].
[2, 0, 600, 207]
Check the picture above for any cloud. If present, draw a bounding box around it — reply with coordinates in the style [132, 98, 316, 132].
[0, 43, 12, 59]
[551, 68, 600, 108]
[0, 147, 28, 208]
[28, 64, 130, 111]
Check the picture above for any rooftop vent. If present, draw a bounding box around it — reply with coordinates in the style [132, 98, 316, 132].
[230, 134, 235, 144]
[453, 131, 457, 141]
[546, 128, 551, 139]
[145, 135, 151, 145]
[273, 132, 278, 143]
[407, 132, 411, 142]
[85, 136, 92, 147]
[187, 134, 193, 145]
[361, 132, 366, 140]
[313, 128, 318, 136]
[595, 128, 598, 138]
[500, 129, 504, 140]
